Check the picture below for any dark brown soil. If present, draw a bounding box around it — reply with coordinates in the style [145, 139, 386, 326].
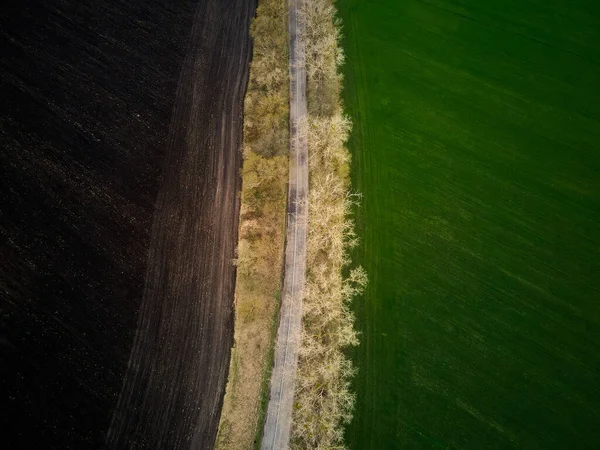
[0, 0, 254, 447]
[106, 0, 255, 448]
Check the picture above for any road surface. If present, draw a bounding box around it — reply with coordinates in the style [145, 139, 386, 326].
[261, 0, 308, 448]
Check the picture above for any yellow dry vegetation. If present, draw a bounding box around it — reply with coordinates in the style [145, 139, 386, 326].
[216, 0, 289, 449]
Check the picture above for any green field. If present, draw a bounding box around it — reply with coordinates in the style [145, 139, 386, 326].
[338, 0, 600, 448]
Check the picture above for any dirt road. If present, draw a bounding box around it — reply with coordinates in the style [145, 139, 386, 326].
[105, 0, 255, 448]
[261, 0, 308, 447]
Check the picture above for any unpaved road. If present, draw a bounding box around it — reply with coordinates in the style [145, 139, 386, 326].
[106, 0, 255, 448]
[261, 0, 308, 447]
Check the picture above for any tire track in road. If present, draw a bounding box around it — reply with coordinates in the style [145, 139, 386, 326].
[261, 0, 308, 447]
[105, 0, 255, 448]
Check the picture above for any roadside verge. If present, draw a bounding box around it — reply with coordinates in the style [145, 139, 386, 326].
[216, 1, 289, 448]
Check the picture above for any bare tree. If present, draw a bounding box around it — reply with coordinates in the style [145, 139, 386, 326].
[291, 1, 367, 449]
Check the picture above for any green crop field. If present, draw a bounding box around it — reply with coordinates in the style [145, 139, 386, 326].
[338, 0, 600, 448]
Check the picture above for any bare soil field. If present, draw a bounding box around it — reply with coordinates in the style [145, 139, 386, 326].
[106, 0, 256, 448]
[1, 0, 254, 448]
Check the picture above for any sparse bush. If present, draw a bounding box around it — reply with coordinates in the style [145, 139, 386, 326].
[244, 0, 289, 157]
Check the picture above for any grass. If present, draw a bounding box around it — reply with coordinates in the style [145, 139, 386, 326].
[216, 1, 289, 448]
[338, 0, 600, 448]
[253, 289, 281, 450]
